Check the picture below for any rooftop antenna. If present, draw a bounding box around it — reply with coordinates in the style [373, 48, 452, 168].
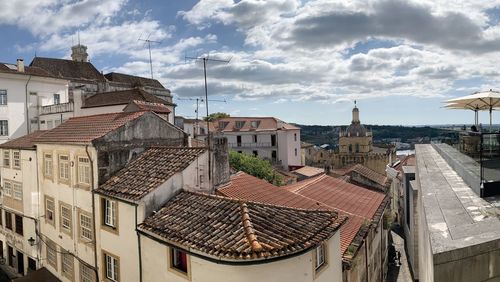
[176, 97, 226, 138]
[78, 30, 80, 46]
[138, 33, 161, 79]
[185, 53, 231, 183]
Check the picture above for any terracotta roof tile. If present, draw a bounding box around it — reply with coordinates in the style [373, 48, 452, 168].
[30, 57, 105, 82]
[82, 88, 168, 108]
[127, 100, 171, 114]
[292, 166, 325, 178]
[212, 117, 299, 132]
[105, 72, 166, 89]
[96, 147, 206, 202]
[0, 131, 47, 150]
[345, 164, 388, 187]
[218, 172, 327, 210]
[0, 63, 60, 79]
[138, 191, 345, 261]
[34, 111, 148, 144]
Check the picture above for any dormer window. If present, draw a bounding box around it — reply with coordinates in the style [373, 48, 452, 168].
[235, 121, 245, 129]
[250, 121, 260, 128]
[218, 121, 229, 129]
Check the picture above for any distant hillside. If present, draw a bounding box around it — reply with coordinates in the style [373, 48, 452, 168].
[295, 124, 458, 146]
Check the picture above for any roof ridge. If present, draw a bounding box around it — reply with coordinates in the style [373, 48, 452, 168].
[67, 110, 147, 120]
[239, 202, 263, 252]
[291, 174, 327, 193]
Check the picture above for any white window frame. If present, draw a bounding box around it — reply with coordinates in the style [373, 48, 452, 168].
[58, 155, 70, 181]
[0, 120, 8, 136]
[3, 181, 12, 197]
[80, 213, 93, 241]
[45, 197, 55, 224]
[78, 157, 91, 185]
[12, 151, 20, 169]
[53, 93, 60, 105]
[61, 253, 73, 278]
[60, 204, 72, 232]
[80, 263, 95, 282]
[315, 244, 326, 271]
[44, 153, 52, 177]
[3, 150, 10, 167]
[105, 253, 119, 281]
[0, 90, 7, 105]
[104, 199, 116, 228]
[13, 182, 22, 200]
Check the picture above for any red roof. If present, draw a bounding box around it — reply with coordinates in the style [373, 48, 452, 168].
[212, 117, 299, 132]
[127, 100, 171, 114]
[0, 131, 47, 150]
[35, 111, 148, 144]
[345, 164, 388, 187]
[218, 172, 326, 210]
[286, 174, 386, 254]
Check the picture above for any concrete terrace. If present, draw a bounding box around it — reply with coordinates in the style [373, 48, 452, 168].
[416, 144, 500, 263]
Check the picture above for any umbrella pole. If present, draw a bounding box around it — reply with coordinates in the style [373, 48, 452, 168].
[490, 107, 493, 157]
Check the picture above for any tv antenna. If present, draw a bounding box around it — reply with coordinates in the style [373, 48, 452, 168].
[138, 33, 161, 79]
[185, 53, 231, 183]
[177, 97, 227, 138]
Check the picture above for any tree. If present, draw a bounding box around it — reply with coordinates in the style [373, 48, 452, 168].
[204, 112, 230, 121]
[229, 151, 283, 186]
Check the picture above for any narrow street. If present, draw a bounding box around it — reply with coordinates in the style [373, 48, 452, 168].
[386, 228, 413, 282]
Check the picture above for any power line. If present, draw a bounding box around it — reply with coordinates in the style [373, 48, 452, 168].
[185, 54, 231, 183]
[138, 33, 161, 79]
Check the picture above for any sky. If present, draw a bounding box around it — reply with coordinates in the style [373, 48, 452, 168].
[1, 0, 500, 126]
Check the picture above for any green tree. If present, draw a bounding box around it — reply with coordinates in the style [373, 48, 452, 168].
[229, 151, 283, 186]
[204, 112, 230, 121]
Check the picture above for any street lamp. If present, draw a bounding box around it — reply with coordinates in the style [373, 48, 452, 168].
[28, 237, 36, 246]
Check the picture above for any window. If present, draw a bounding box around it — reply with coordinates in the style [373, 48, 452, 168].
[253, 135, 257, 143]
[5, 211, 12, 230]
[58, 155, 70, 181]
[80, 263, 95, 282]
[315, 244, 326, 271]
[12, 151, 20, 169]
[3, 181, 12, 197]
[0, 90, 6, 105]
[250, 120, 260, 128]
[295, 148, 298, 156]
[253, 150, 258, 157]
[3, 150, 9, 167]
[47, 120, 54, 129]
[104, 252, 119, 282]
[45, 196, 55, 225]
[294, 133, 297, 142]
[14, 214, 23, 236]
[79, 212, 93, 241]
[53, 94, 60, 105]
[170, 248, 188, 274]
[44, 153, 53, 177]
[271, 135, 276, 146]
[0, 120, 8, 136]
[13, 182, 22, 200]
[61, 253, 73, 280]
[102, 198, 117, 229]
[236, 135, 242, 147]
[60, 203, 72, 235]
[235, 121, 245, 129]
[218, 121, 228, 129]
[78, 157, 91, 185]
[46, 240, 57, 270]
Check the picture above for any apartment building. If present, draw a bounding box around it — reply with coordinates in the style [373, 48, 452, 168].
[212, 117, 301, 170]
[0, 60, 69, 143]
[0, 131, 47, 276]
[32, 111, 186, 282]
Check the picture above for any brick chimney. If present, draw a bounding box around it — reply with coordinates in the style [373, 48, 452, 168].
[211, 136, 230, 188]
[16, 59, 24, 73]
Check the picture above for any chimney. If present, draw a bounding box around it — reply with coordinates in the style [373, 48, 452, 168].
[17, 59, 24, 73]
[211, 136, 230, 189]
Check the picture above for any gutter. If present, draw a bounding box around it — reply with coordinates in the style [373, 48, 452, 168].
[86, 145, 99, 281]
[135, 205, 143, 282]
[25, 75, 32, 134]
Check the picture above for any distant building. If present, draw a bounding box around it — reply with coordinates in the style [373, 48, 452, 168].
[210, 117, 301, 170]
[0, 59, 69, 143]
[309, 104, 395, 175]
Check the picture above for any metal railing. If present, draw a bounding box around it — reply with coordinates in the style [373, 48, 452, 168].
[228, 142, 276, 148]
[480, 132, 500, 197]
[40, 102, 74, 115]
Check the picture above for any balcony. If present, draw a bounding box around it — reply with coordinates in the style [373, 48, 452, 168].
[228, 142, 276, 148]
[40, 102, 74, 115]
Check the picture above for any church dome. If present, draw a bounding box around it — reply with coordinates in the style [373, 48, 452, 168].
[346, 123, 368, 137]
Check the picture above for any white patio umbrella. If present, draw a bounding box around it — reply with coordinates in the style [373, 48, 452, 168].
[443, 102, 492, 126]
[445, 89, 500, 132]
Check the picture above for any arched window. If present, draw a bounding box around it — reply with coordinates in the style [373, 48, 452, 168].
[355, 143, 360, 153]
[349, 144, 353, 153]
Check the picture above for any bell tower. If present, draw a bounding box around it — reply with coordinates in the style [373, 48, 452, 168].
[71, 44, 88, 62]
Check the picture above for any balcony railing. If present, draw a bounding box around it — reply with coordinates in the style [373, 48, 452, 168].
[40, 102, 74, 115]
[228, 142, 276, 148]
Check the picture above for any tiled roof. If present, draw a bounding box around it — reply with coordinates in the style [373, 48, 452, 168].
[96, 147, 206, 202]
[34, 111, 148, 144]
[29, 57, 106, 82]
[0, 131, 47, 150]
[138, 191, 345, 261]
[82, 88, 167, 108]
[292, 166, 325, 178]
[212, 117, 300, 132]
[217, 172, 327, 210]
[346, 164, 388, 187]
[0, 63, 59, 78]
[127, 100, 171, 114]
[286, 174, 387, 254]
[104, 72, 166, 90]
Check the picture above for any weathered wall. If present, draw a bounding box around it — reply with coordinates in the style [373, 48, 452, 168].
[211, 137, 230, 188]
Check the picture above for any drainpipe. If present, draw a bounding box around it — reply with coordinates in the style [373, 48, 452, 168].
[365, 237, 369, 282]
[25, 75, 32, 134]
[135, 205, 143, 282]
[85, 145, 99, 281]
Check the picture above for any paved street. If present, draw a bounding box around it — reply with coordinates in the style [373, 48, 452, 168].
[386, 228, 413, 282]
